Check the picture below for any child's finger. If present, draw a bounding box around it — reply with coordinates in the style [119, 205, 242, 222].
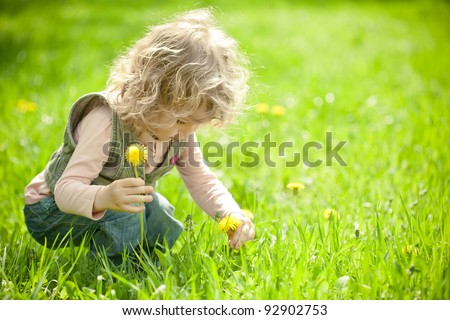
[130, 185, 154, 195]
[119, 177, 145, 187]
[127, 194, 153, 204]
[121, 185, 154, 196]
[248, 225, 255, 240]
[120, 204, 146, 213]
[229, 226, 244, 249]
[229, 223, 254, 249]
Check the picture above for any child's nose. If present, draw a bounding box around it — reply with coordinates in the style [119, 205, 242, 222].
[179, 124, 198, 138]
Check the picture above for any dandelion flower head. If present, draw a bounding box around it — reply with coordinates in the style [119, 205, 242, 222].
[125, 143, 148, 166]
[323, 208, 340, 220]
[17, 99, 36, 113]
[287, 182, 305, 195]
[271, 105, 286, 116]
[287, 182, 305, 191]
[402, 245, 419, 256]
[218, 215, 242, 236]
[255, 103, 269, 113]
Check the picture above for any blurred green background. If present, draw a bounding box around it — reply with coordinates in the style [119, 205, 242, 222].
[0, 0, 449, 299]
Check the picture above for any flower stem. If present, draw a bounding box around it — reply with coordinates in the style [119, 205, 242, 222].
[134, 166, 139, 180]
[133, 164, 145, 259]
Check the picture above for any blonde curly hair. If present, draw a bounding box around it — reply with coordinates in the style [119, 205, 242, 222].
[106, 8, 249, 136]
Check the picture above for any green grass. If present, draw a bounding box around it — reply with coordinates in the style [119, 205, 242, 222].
[1, 0, 449, 299]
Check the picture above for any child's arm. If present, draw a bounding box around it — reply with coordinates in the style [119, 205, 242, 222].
[176, 133, 255, 249]
[53, 105, 152, 219]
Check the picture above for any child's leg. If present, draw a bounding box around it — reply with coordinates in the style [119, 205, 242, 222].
[23, 192, 183, 261]
[23, 197, 140, 260]
[24, 197, 97, 247]
[144, 192, 184, 250]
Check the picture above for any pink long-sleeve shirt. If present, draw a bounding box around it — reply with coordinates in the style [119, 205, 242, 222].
[24, 104, 241, 220]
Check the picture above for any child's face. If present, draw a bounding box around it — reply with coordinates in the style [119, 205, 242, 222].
[152, 105, 207, 141]
[153, 120, 199, 141]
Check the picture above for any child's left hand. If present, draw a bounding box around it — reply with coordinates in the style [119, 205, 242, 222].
[228, 212, 255, 250]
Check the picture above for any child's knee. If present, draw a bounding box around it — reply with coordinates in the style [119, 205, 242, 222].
[146, 192, 175, 216]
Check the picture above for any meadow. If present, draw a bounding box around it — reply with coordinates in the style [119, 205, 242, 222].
[0, 0, 449, 300]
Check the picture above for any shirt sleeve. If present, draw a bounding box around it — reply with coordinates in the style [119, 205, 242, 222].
[53, 104, 112, 220]
[176, 133, 241, 219]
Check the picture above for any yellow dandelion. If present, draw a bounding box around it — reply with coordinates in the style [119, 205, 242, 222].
[125, 143, 147, 167]
[218, 215, 242, 236]
[255, 103, 269, 113]
[402, 245, 419, 256]
[241, 209, 254, 220]
[323, 208, 340, 220]
[125, 143, 148, 252]
[271, 105, 286, 116]
[287, 182, 305, 195]
[17, 99, 36, 113]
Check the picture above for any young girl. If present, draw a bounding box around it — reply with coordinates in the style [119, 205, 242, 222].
[23, 9, 255, 263]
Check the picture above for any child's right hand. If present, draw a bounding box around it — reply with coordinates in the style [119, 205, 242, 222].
[227, 213, 255, 250]
[93, 178, 154, 213]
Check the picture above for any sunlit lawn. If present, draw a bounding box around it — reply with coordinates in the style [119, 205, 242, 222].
[0, 0, 449, 299]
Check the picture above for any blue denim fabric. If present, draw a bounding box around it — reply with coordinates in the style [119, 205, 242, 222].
[23, 192, 183, 262]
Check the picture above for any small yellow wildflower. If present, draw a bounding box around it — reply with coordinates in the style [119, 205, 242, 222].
[17, 99, 36, 113]
[402, 245, 419, 256]
[271, 105, 286, 116]
[255, 103, 269, 113]
[241, 209, 254, 220]
[287, 182, 305, 195]
[218, 215, 242, 236]
[125, 143, 148, 252]
[125, 143, 148, 167]
[323, 208, 340, 220]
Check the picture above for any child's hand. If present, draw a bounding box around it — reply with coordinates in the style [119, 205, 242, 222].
[94, 178, 154, 213]
[227, 212, 255, 250]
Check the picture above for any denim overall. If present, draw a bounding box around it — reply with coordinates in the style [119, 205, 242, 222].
[23, 93, 185, 263]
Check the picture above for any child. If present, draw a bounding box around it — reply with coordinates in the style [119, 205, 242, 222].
[23, 9, 255, 263]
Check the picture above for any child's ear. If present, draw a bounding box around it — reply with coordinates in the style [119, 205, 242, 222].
[211, 118, 223, 127]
